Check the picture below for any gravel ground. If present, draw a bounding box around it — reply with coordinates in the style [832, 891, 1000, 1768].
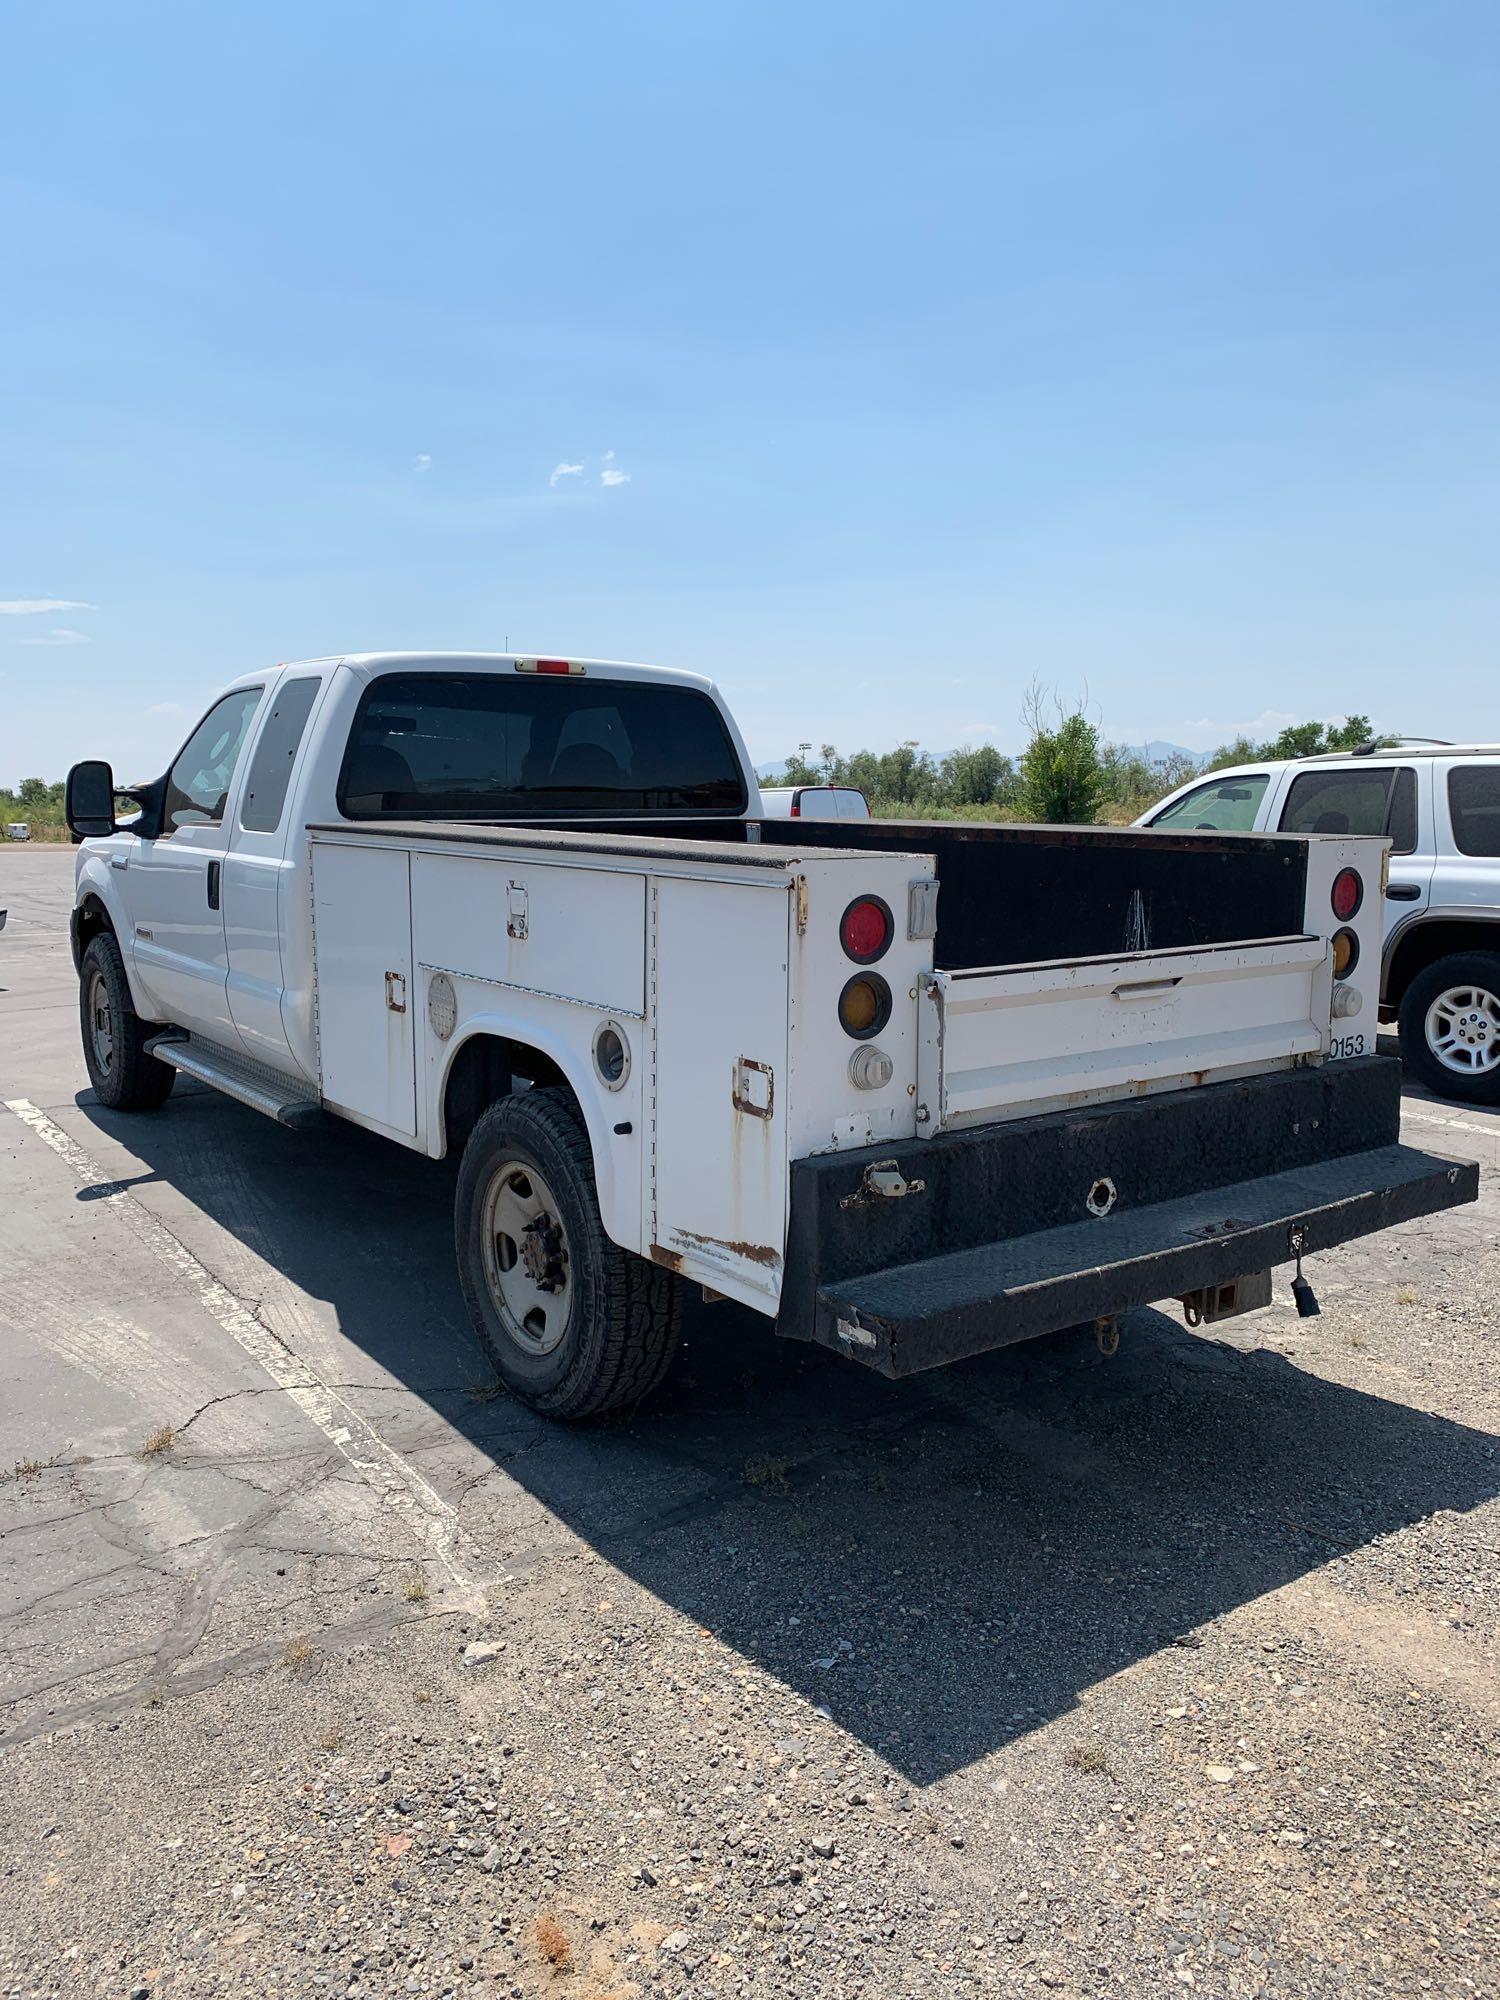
[2, 844, 1497, 1999]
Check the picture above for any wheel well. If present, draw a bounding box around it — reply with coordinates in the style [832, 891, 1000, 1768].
[73, 893, 115, 970]
[1386, 918, 1500, 1008]
[440, 1033, 569, 1154]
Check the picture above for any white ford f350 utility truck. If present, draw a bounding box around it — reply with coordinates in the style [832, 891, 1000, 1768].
[66, 653, 1478, 1418]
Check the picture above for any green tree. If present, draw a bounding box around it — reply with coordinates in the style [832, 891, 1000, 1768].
[1018, 686, 1108, 824]
[942, 743, 1012, 806]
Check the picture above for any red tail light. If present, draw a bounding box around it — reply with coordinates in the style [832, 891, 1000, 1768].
[840, 895, 893, 963]
[1331, 869, 1363, 921]
[790, 799, 801, 817]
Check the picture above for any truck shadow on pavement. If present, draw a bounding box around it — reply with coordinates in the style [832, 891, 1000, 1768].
[79, 1084, 1500, 1787]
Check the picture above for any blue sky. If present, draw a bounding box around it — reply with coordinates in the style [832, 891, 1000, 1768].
[3, 0, 1497, 784]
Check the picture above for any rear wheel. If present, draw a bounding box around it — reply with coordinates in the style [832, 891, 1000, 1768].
[1397, 951, 1500, 1106]
[78, 932, 176, 1111]
[455, 1088, 682, 1419]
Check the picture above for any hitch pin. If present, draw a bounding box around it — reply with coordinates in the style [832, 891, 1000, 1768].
[1288, 1223, 1320, 1319]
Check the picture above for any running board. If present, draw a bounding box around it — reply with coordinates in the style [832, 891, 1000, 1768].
[145, 1033, 323, 1130]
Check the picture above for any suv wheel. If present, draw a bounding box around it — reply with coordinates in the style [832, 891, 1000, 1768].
[1397, 951, 1500, 1106]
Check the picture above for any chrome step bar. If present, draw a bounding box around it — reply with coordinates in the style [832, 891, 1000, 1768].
[145, 1033, 322, 1130]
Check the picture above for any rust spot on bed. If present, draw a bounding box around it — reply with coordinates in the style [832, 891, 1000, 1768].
[649, 1244, 687, 1274]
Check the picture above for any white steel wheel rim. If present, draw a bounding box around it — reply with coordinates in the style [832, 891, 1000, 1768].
[1425, 983, 1500, 1075]
[479, 1159, 573, 1358]
[88, 970, 114, 1075]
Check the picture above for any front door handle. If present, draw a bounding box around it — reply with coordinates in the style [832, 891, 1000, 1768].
[1386, 883, 1421, 902]
[207, 860, 221, 911]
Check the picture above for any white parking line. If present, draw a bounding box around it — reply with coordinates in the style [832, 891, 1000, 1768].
[5, 1097, 485, 1597]
[1401, 1106, 1499, 1142]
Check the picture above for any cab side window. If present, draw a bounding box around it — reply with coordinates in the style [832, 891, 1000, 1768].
[164, 688, 263, 831]
[239, 677, 322, 834]
[1150, 774, 1269, 831]
[1279, 766, 1418, 854]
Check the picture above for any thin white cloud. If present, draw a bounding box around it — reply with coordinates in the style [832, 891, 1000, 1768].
[0, 598, 95, 616]
[599, 450, 631, 487]
[147, 701, 186, 717]
[22, 627, 91, 647]
[549, 461, 584, 487]
[412, 453, 432, 473]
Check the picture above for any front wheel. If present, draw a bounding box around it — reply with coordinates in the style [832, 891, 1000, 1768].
[1397, 951, 1500, 1106]
[455, 1088, 682, 1419]
[79, 932, 176, 1111]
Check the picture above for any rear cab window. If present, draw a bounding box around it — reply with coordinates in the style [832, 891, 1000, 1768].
[338, 673, 747, 819]
[1150, 773, 1270, 831]
[240, 676, 323, 834]
[1447, 764, 1500, 856]
[1278, 766, 1418, 854]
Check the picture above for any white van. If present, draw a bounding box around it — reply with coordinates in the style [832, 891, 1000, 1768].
[759, 785, 870, 821]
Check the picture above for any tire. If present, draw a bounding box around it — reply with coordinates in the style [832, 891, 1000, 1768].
[1397, 950, 1500, 1106]
[78, 932, 176, 1112]
[455, 1087, 682, 1419]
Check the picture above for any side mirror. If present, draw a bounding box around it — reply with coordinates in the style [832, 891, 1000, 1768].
[65, 760, 119, 839]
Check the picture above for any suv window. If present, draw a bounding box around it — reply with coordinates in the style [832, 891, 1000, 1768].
[1279, 766, 1418, 855]
[338, 674, 747, 818]
[1150, 773, 1269, 832]
[164, 687, 263, 831]
[1448, 764, 1500, 857]
[240, 676, 322, 834]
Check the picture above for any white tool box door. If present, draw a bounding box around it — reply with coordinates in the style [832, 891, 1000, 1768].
[651, 875, 790, 1309]
[312, 842, 417, 1139]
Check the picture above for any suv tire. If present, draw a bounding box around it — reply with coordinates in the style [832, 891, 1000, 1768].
[1397, 950, 1500, 1106]
[455, 1087, 682, 1419]
[79, 932, 177, 1112]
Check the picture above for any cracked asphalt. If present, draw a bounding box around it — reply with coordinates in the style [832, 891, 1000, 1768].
[2, 842, 1497, 2000]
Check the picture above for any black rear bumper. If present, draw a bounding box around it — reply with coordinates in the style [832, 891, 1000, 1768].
[778, 1058, 1478, 1378]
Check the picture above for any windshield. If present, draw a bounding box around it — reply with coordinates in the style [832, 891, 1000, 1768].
[338, 673, 747, 818]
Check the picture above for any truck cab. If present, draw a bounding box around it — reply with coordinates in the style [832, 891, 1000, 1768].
[71, 654, 759, 1083]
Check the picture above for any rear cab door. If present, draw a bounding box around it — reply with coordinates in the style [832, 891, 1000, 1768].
[222, 669, 331, 1072]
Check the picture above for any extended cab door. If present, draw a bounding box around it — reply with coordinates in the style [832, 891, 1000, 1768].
[222, 671, 329, 1073]
[125, 685, 265, 1047]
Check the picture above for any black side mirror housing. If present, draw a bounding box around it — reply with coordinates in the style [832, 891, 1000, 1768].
[66, 760, 118, 839]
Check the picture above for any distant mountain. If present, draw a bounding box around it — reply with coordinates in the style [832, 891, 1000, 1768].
[1121, 741, 1206, 768]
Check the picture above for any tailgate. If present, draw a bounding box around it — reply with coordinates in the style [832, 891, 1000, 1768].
[918, 933, 1329, 1129]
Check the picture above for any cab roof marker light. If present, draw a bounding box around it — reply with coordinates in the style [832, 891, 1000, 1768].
[515, 657, 586, 676]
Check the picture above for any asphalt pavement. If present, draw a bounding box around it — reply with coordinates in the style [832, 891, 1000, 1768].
[2, 840, 1496, 2000]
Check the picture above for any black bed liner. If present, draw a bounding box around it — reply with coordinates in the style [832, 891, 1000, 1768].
[311, 812, 1313, 972]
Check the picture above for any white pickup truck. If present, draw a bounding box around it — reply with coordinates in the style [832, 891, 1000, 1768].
[66, 652, 1477, 1418]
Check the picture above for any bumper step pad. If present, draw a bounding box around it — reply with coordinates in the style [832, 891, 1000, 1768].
[817, 1141, 1477, 1377]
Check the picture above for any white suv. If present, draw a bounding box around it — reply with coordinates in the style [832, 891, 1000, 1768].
[1140, 743, 1500, 1105]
